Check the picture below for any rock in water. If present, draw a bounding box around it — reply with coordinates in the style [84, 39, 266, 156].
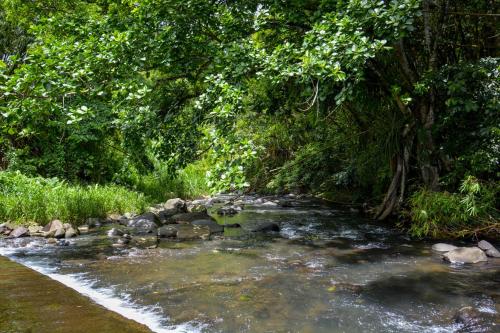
[168, 212, 214, 224]
[54, 227, 66, 239]
[478, 240, 500, 258]
[158, 225, 178, 238]
[8, 227, 29, 238]
[191, 219, 224, 233]
[249, 222, 280, 232]
[431, 243, 458, 252]
[443, 247, 488, 264]
[454, 306, 483, 330]
[126, 213, 158, 234]
[43, 219, 64, 233]
[65, 227, 77, 238]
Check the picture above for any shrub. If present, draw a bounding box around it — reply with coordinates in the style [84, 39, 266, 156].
[407, 176, 498, 238]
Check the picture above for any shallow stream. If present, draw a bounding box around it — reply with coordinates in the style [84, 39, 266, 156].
[1, 196, 499, 332]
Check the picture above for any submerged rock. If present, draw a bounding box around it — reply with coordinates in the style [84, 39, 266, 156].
[249, 222, 280, 232]
[432, 243, 458, 252]
[443, 247, 488, 264]
[8, 226, 29, 238]
[176, 224, 211, 241]
[130, 235, 158, 249]
[453, 306, 483, 330]
[478, 240, 500, 258]
[167, 212, 214, 224]
[217, 205, 243, 216]
[191, 219, 224, 233]
[158, 225, 177, 238]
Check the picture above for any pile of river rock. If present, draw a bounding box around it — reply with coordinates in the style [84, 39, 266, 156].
[0, 197, 281, 249]
[432, 241, 500, 263]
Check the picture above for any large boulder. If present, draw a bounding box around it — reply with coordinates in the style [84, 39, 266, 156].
[443, 247, 488, 264]
[191, 219, 224, 233]
[126, 213, 159, 234]
[478, 240, 500, 258]
[43, 220, 64, 233]
[431, 243, 458, 252]
[8, 226, 29, 238]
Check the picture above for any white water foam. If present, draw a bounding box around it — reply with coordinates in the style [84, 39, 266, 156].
[0, 247, 199, 333]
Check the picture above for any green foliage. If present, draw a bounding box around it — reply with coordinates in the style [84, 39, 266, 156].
[0, 171, 148, 225]
[407, 177, 499, 238]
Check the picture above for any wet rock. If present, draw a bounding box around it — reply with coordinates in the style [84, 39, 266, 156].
[47, 238, 57, 245]
[65, 227, 77, 238]
[158, 225, 178, 238]
[28, 225, 43, 236]
[217, 205, 242, 216]
[77, 225, 89, 234]
[107, 228, 125, 237]
[453, 306, 483, 330]
[167, 212, 214, 224]
[43, 219, 64, 233]
[432, 243, 458, 252]
[443, 247, 488, 264]
[42, 229, 56, 238]
[249, 222, 280, 232]
[261, 201, 278, 207]
[126, 213, 158, 234]
[186, 203, 207, 214]
[478, 240, 500, 258]
[8, 226, 29, 238]
[54, 227, 66, 239]
[176, 224, 211, 241]
[57, 239, 70, 246]
[130, 235, 158, 249]
[191, 219, 224, 233]
[164, 198, 187, 212]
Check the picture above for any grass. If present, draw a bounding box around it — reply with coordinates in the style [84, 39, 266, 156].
[0, 171, 149, 226]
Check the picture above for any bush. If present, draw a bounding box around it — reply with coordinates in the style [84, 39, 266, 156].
[407, 176, 498, 238]
[0, 171, 149, 226]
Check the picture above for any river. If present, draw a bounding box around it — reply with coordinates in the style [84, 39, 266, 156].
[0, 195, 499, 332]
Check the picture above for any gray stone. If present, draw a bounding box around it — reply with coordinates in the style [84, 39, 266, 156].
[63, 223, 72, 230]
[431, 243, 458, 252]
[485, 248, 500, 258]
[43, 220, 64, 233]
[176, 225, 211, 241]
[156, 209, 179, 224]
[249, 222, 280, 233]
[0, 223, 10, 235]
[42, 229, 56, 238]
[8, 226, 29, 238]
[54, 227, 66, 239]
[478, 240, 494, 250]
[443, 247, 488, 264]
[191, 219, 224, 233]
[47, 238, 57, 244]
[65, 227, 77, 238]
[164, 198, 187, 212]
[186, 203, 207, 213]
[158, 225, 178, 238]
[168, 212, 214, 224]
[127, 213, 158, 234]
[107, 228, 125, 237]
[217, 205, 242, 216]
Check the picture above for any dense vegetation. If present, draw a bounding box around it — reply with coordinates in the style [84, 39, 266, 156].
[0, 0, 498, 237]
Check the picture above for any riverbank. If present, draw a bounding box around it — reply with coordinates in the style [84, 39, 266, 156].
[0, 255, 152, 333]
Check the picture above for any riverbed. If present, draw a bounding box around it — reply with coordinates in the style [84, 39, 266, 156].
[1, 196, 499, 332]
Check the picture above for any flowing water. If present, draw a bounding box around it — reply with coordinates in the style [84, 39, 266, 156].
[1, 196, 499, 333]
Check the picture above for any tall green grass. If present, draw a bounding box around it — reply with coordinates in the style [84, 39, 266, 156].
[0, 171, 149, 226]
